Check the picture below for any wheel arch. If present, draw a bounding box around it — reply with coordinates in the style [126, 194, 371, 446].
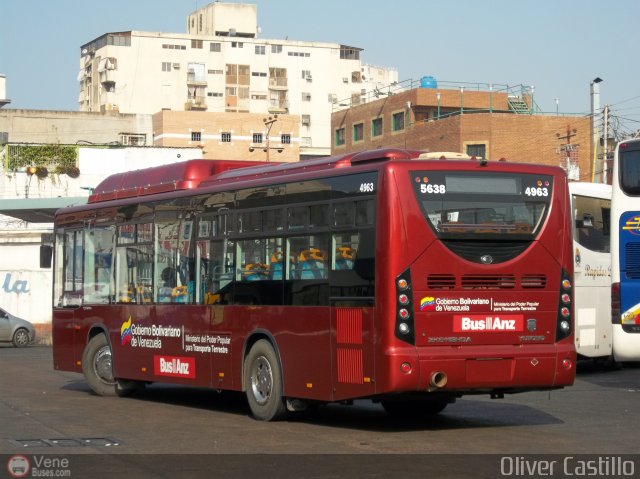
[241, 329, 284, 394]
[85, 324, 110, 345]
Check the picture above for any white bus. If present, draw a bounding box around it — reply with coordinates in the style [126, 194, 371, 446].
[570, 182, 612, 360]
[611, 139, 640, 362]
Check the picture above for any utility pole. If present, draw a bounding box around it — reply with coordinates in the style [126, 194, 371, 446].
[603, 105, 609, 183]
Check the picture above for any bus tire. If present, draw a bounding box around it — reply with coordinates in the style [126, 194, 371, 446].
[381, 398, 450, 418]
[82, 334, 118, 397]
[245, 339, 287, 421]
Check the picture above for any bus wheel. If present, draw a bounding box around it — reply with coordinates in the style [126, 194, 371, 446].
[245, 340, 287, 421]
[381, 398, 450, 418]
[82, 334, 117, 396]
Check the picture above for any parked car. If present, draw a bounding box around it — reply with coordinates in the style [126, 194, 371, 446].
[0, 307, 35, 347]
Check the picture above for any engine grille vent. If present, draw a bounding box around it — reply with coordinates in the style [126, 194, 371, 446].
[461, 274, 516, 289]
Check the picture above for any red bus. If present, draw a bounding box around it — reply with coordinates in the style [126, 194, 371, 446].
[52, 149, 576, 420]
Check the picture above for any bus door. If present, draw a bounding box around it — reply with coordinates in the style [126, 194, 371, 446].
[329, 228, 376, 401]
[52, 229, 84, 372]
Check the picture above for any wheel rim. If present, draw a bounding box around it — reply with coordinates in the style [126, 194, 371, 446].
[250, 355, 273, 405]
[93, 345, 115, 384]
[14, 330, 29, 346]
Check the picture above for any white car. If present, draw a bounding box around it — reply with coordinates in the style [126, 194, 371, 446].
[0, 307, 35, 347]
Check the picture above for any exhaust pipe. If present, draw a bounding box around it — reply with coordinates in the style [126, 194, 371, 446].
[429, 371, 448, 389]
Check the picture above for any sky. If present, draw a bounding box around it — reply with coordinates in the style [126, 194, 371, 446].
[1, 0, 640, 137]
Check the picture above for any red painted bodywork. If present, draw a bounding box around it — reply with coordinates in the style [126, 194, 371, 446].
[53, 149, 576, 404]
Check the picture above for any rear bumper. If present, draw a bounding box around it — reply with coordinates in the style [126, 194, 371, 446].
[382, 342, 576, 394]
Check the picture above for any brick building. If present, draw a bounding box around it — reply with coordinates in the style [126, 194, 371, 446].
[331, 84, 592, 181]
[152, 110, 300, 162]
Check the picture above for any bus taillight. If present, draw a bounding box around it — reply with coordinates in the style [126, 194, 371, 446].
[612, 282, 621, 323]
[395, 269, 415, 344]
[556, 270, 573, 341]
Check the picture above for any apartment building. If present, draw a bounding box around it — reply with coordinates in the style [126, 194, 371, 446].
[78, 1, 398, 158]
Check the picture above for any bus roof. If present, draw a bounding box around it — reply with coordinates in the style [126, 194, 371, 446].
[88, 149, 424, 204]
[568, 182, 612, 200]
[84, 148, 567, 206]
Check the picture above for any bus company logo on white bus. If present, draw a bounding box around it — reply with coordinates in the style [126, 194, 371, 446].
[154, 355, 196, 379]
[453, 315, 524, 332]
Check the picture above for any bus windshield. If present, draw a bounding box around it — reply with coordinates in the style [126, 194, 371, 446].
[411, 171, 552, 238]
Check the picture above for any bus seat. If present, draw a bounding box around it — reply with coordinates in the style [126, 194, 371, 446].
[335, 246, 355, 270]
[243, 263, 268, 281]
[299, 248, 327, 279]
[270, 251, 283, 280]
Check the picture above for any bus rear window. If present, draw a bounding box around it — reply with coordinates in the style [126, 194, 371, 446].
[619, 144, 640, 196]
[411, 171, 553, 239]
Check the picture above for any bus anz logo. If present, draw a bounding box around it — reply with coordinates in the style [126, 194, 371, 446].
[622, 215, 640, 236]
[154, 355, 196, 379]
[453, 315, 524, 332]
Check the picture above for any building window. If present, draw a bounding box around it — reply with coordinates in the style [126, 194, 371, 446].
[191, 131, 201, 142]
[271, 44, 283, 54]
[207, 92, 223, 97]
[221, 132, 232, 142]
[208, 69, 223, 75]
[328, 94, 337, 104]
[255, 45, 265, 55]
[371, 118, 383, 137]
[191, 39, 203, 49]
[302, 92, 311, 102]
[252, 133, 263, 144]
[281, 134, 291, 144]
[301, 70, 312, 80]
[340, 47, 360, 60]
[210, 42, 221, 52]
[120, 133, 146, 146]
[466, 143, 487, 159]
[353, 123, 364, 142]
[162, 62, 172, 72]
[301, 115, 311, 126]
[252, 71, 267, 77]
[231, 41, 243, 48]
[392, 111, 405, 132]
[335, 127, 346, 146]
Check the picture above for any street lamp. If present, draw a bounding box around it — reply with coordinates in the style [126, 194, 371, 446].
[554, 98, 559, 115]
[263, 115, 277, 163]
[436, 92, 441, 119]
[460, 87, 464, 114]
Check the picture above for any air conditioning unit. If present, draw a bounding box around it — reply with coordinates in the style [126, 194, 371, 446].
[173, 63, 180, 69]
[305, 74, 312, 81]
[301, 116, 311, 126]
[342, 77, 349, 83]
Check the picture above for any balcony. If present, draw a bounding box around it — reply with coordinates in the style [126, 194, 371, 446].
[187, 71, 207, 86]
[185, 97, 207, 111]
[268, 77, 288, 89]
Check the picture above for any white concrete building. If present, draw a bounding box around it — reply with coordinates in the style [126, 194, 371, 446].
[0, 146, 203, 342]
[77, 1, 397, 157]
